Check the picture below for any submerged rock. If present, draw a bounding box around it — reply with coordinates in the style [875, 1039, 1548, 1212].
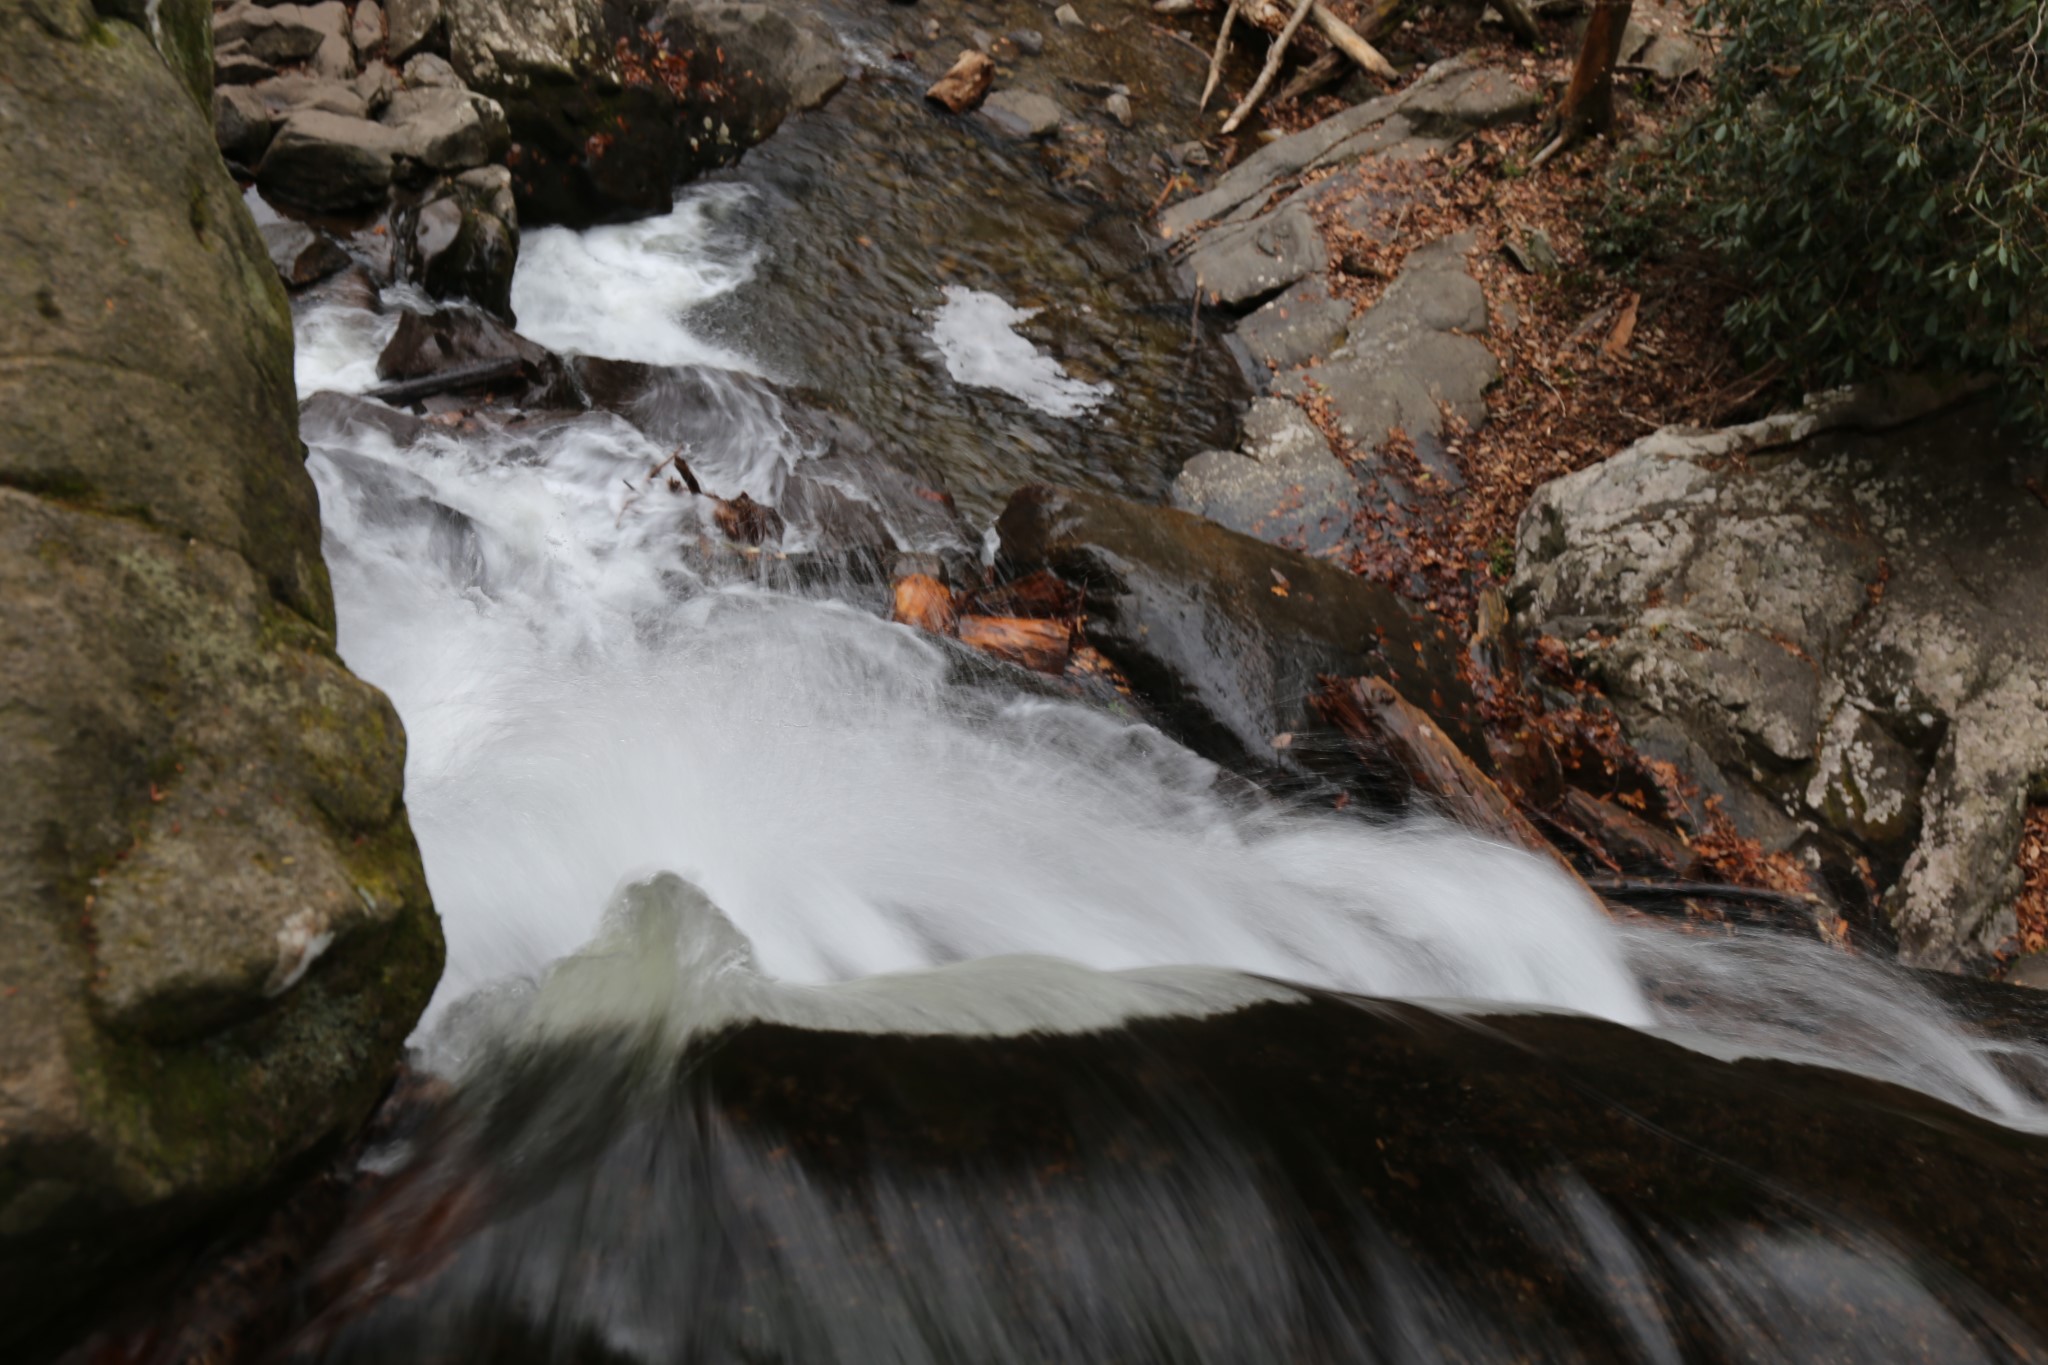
[996, 485, 1478, 772]
[261, 991, 2048, 1362]
[1514, 385, 2048, 968]
[0, 0, 440, 1352]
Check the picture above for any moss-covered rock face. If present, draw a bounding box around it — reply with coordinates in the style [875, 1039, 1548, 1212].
[0, 0, 442, 1351]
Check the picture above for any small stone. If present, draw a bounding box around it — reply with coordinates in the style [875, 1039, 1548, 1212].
[1009, 27, 1044, 55]
[351, 0, 385, 58]
[402, 52, 462, 87]
[1636, 32, 1704, 81]
[1152, 0, 1195, 11]
[924, 17, 940, 40]
[353, 59, 398, 115]
[311, 30, 357, 81]
[1503, 227, 1559, 275]
[983, 88, 1064, 138]
[1167, 139, 1211, 168]
[926, 50, 995, 113]
[214, 84, 274, 164]
[385, 0, 441, 59]
[214, 39, 276, 85]
[1053, 4, 1083, 26]
[1104, 90, 1132, 127]
[970, 27, 994, 51]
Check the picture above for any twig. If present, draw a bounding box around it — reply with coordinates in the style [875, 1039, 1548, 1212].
[1220, 0, 1317, 133]
[1200, 0, 1240, 110]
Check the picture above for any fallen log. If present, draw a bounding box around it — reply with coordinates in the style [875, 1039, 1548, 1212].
[1220, 0, 1318, 133]
[958, 615, 1073, 674]
[364, 357, 527, 405]
[1314, 676, 1599, 899]
[1307, 3, 1398, 81]
[891, 573, 959, 635]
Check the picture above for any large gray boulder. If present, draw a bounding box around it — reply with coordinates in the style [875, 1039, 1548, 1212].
[257, 107, 408, 211]
[436, 0, 844, 226]
[1513, 384, 2048, 970]
[0, 0, 441, 1351]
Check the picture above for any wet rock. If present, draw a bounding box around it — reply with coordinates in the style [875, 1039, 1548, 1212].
[656, 0, 848, 129]
[386, 0, 443, 58]
[215, 82, 276, 164]
[1181, 204, 1323, 309]
[1172, 398, 1358, 557]
[261, 218, 353, 286]
[1229, 274, 1352, 378]
[352, 0, 386, 57]
[376, 305, 552, 382]
[213, 1, 333, 65]
[255, 992, 2048, 1365]
[928, 49, 995, 113]
[380, 84, 510, 171]
[1513, 385, 2048, 970]
[982, 87, 1064, 137]
[214, 37, 277, 84]
[393, 167, 520, 318]
[258, 108, 406, 212]
[996, 485, 1478, 770]
[0, 1, 438, 1348]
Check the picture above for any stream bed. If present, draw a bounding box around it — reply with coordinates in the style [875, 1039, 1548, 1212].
[264, 20, 2048, 1362]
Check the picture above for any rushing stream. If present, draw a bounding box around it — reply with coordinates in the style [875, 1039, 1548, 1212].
[269, 53, 2048, 1365]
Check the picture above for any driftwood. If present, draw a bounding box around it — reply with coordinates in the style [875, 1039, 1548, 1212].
[712, 492, 784, 546]
[1220, 0, 1318, 132]
[1315, 677, 1600, 901]
[959, 616, 1073, 674]
[1274, 47, 1347, 105]
[364, 357, 525, 405]
[1307, 4, 1398, 80]
[926, 51, 995, 113]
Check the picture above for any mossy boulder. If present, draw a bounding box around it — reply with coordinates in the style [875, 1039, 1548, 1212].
[0, 0, 441, 1353]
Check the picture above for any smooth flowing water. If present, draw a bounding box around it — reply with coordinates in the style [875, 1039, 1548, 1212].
[276, 57, 2048, 1364]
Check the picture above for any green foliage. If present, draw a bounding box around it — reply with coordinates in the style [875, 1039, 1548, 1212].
[1680, 0, 2048, 414]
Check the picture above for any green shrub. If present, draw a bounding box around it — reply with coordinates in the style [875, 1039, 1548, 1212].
[1680, 0, 2048, 415]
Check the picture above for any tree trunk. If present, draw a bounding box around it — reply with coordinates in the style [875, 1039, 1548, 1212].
[1532, 0, 1632, 167]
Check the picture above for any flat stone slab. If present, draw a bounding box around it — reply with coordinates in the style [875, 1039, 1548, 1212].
[1172, 398, 1358, 556]
[1273, 232, 1495, 478]
[1180, 205, 1324, 310]
[1229, 275, 1352, 382]
[982, 88, 1064, 138]
[1158, 61, 1539, 240]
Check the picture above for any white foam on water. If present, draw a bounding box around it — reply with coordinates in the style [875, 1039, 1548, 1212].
[295, 190, 2048, 1134]
[928, 285, 1113, 417]
[511, 186, 762, 371]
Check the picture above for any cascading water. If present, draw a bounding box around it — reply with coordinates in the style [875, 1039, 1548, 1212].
[278, 151, 2048, 1360]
